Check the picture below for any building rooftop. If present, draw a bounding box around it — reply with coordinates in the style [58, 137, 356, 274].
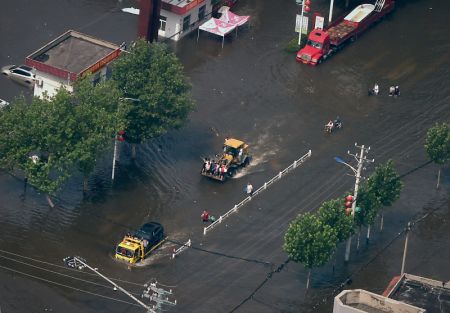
[385, 274, 450, 313]
[26, 30, 120, 81]
[161, 0, 205, 15]
[334, 289, 424, 313]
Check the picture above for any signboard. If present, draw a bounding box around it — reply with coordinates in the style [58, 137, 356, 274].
[295, 15, 309, 34]
[315, 15, 325, 30]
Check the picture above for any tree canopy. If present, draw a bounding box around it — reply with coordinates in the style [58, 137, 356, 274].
[283, 212, 337, 269]
[111, 39, 195, 145]
[354, 184, 381, 227]
[366, 160, 403, 207]
[425, 122, 450, 165]
[0, 76, 123, 195]
[317, 199, 354, 243]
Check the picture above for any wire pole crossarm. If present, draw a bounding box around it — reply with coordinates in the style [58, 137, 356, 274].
[72, 257, 155, 313]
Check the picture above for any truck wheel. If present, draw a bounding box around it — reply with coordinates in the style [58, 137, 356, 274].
[318, 57, 323, 64]
[228, 169, 235, 177]
[243, 157, 250, 167]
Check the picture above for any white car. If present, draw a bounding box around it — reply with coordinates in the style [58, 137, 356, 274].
[1, 65, 36, 87]
[0, 98, 9, 109]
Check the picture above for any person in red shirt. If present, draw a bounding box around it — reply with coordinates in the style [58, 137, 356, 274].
[201, 210, 209, 223]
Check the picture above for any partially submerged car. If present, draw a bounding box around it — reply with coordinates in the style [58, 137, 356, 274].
[0, 98, 9, 109]
[115, 222, 165, 264]
[1, 65, 35, 87]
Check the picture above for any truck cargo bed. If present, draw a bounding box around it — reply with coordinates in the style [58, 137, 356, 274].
[327, 22, 357, 44]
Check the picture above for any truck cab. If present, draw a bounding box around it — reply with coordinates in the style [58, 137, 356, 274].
[115, 222, 165, 264]
[296, 29, 331, 65]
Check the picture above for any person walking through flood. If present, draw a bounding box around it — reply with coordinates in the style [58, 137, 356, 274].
[201, 210, 209, 223]
[246, 183, 254, 197]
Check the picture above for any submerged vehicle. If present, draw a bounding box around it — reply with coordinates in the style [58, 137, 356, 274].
[115, 222, 165, 264]
[201, 138, 251, 181]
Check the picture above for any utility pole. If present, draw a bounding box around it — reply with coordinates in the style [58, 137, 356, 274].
[63, 256, 156, 313]
[143, 281, 177, 312]
[343, 143, 374, 262]
[298, 0, 306, 45]
[328, 0, 334, 23]
[401, 222, 412, 275]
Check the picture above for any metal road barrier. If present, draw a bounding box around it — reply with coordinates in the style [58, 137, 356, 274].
[171, 239, 191, 259]
[203, 150, 312, 235]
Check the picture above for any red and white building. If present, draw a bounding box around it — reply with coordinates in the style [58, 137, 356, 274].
[26, 30, 121, 99]
[158, 0, 237, 41]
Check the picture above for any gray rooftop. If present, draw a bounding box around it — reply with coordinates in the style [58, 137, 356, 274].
[27, 30, 118, 74]
[388, 274, 450, 313]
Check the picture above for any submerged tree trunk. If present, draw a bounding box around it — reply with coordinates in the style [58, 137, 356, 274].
[366, 225, 371, 243]
[356, 226, 361, 250]
[46, 194, 55, 208]
[131, 143, 137, 159]
[83, 176, 88, 192]
[380, 211, 384, 231]
[306, 269, 311, 289]
[437, 168, 441, 189]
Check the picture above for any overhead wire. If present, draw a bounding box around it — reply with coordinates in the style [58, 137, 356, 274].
[0, 264, 141, 308]
[227, 161, 444, 313]
[166, 238, 273, 266]
[0, 248, 144, 286]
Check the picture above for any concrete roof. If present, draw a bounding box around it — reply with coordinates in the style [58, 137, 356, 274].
[27, 30, 118, 74]
[387, 274, 450, 313]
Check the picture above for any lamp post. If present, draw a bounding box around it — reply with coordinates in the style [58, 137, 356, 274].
[329, 0, 335, 23]
[112, 97, 141, 181]
[334, 143, 373, 262]
[63, 256, 155, 313]
[298, 0, 306, 45]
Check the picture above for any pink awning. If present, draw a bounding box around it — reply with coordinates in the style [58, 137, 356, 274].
[219, 10, 250, 26]
[199, 18, 237, 37]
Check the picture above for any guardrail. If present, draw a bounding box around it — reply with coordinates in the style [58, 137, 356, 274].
[203, 150, 312, 235]
[171, 239, 191, 259]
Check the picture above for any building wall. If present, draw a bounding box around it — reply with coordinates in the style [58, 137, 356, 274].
[159, 0, 213, 41]
[33, 66, 108, 99]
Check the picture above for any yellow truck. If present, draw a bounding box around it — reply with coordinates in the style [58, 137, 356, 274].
[201, 138, 251, 181]
[115, 222, 165, 264]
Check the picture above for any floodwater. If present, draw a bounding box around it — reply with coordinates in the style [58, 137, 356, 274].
[0, 0, 449, 312]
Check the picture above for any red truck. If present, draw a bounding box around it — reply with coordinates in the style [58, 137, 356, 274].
[296, 0, 395, 65]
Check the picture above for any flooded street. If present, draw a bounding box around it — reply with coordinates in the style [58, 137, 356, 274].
[0, 0, 449, 312]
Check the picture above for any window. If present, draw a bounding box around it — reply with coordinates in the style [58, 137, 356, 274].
[13, 69, 31, 77]
[159, 15, 167, 31]
[183, 15, 191, 31]
[198, 5, 206, 20]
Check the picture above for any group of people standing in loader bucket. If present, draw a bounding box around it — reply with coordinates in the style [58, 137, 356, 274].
[201, 157, 230, 180]
[201, 137, 250, 181]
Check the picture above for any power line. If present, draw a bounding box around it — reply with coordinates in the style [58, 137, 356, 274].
[166, 239, 273, 266]
[0, 264, 141, 307]
[0, 254, 117, 291]
[306, 203, 447, 313]
[0, 248, 143, 286]
[229, 259, 290, 312]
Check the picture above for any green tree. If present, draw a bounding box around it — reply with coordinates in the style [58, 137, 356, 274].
[366, 160, 403, 233]
[354, 184, 381, 245]
[70, 75, 124, 191]
[284, 212, 337, 289]
[317, 199, 354, 243]
[111, 39, 195, 158]
[425, 122, 450, 188]
[0, 77, 125, 204]
[0, 92, 78, 206]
